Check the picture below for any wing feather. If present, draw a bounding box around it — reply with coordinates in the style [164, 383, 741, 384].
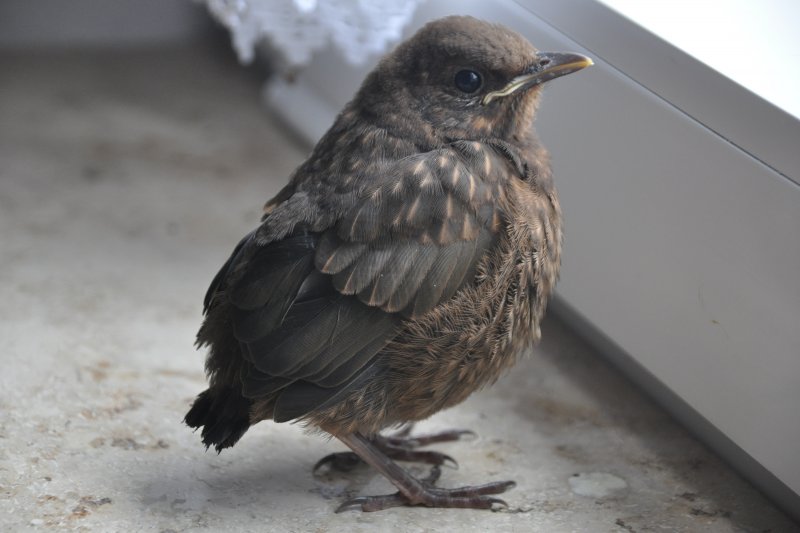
[215, 142, 513, 422]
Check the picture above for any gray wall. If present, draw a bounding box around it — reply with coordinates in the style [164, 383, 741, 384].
[0, 0, 211, 48]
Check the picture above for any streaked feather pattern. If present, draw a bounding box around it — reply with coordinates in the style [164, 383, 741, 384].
[196, 142, 515, 427]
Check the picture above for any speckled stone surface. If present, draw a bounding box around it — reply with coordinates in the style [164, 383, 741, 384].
[1, 47, 797, 533]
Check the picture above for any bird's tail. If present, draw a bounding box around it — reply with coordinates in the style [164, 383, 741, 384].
[184, 386, 253, 452]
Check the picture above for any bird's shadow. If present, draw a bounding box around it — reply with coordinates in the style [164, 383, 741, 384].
[133, 428, 380, 520]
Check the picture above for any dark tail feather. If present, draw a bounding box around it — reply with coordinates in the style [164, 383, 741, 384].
[184, 387, 253, 452]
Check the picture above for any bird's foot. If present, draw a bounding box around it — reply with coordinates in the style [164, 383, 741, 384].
[383, 425, 477, 450]
[335, 465, 515, 512]
[314, 426, 474, 473]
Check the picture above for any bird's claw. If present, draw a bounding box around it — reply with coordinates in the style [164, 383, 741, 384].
[313, 452, 364, 474]
[335, 480, 515, 512]
[384, 428, 476, 449]
[335, 496, 373, 513]
[314, 428, 470, 474]
[381, 447, 459, 469]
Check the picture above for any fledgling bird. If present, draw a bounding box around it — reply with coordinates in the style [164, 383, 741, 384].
[185, 15, 592, 512]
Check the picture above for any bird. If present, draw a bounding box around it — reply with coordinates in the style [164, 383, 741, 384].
[185, 15, 592, 512]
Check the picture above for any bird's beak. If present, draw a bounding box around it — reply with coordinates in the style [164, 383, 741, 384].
[482, 52, 593, 105]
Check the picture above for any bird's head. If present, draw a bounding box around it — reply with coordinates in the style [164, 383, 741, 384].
[355, 16, 592, 146]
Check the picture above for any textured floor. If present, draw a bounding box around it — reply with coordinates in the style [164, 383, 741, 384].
[1, 46, 797, 532]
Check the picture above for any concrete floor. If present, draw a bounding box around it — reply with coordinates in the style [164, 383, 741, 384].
[0, 46, 797, 533]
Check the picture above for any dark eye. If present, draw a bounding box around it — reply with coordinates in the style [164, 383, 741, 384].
[454, 69, 482, 93]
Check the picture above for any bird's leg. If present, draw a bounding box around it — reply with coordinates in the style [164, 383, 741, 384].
[334, 432, 515, 512]
[313, 425, 474, 473]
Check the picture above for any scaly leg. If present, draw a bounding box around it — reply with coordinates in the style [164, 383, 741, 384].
[333, 432, 515, 512]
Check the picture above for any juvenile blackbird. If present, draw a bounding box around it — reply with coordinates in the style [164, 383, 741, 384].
[185, 15, 592, 512]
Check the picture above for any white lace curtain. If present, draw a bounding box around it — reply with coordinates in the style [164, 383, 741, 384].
[204, 0, 425, 66]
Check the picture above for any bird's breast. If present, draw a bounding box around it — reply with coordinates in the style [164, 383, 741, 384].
[380, 177, 562, 425]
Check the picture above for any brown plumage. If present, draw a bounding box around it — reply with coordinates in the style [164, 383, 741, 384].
[185, 15, 591, 511]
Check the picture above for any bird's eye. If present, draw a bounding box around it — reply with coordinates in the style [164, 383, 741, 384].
[454, 69, 482, 93]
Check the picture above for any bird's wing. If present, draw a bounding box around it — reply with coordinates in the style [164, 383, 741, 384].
[217, 141, 512, 421]
[315, 141, 509, 317]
